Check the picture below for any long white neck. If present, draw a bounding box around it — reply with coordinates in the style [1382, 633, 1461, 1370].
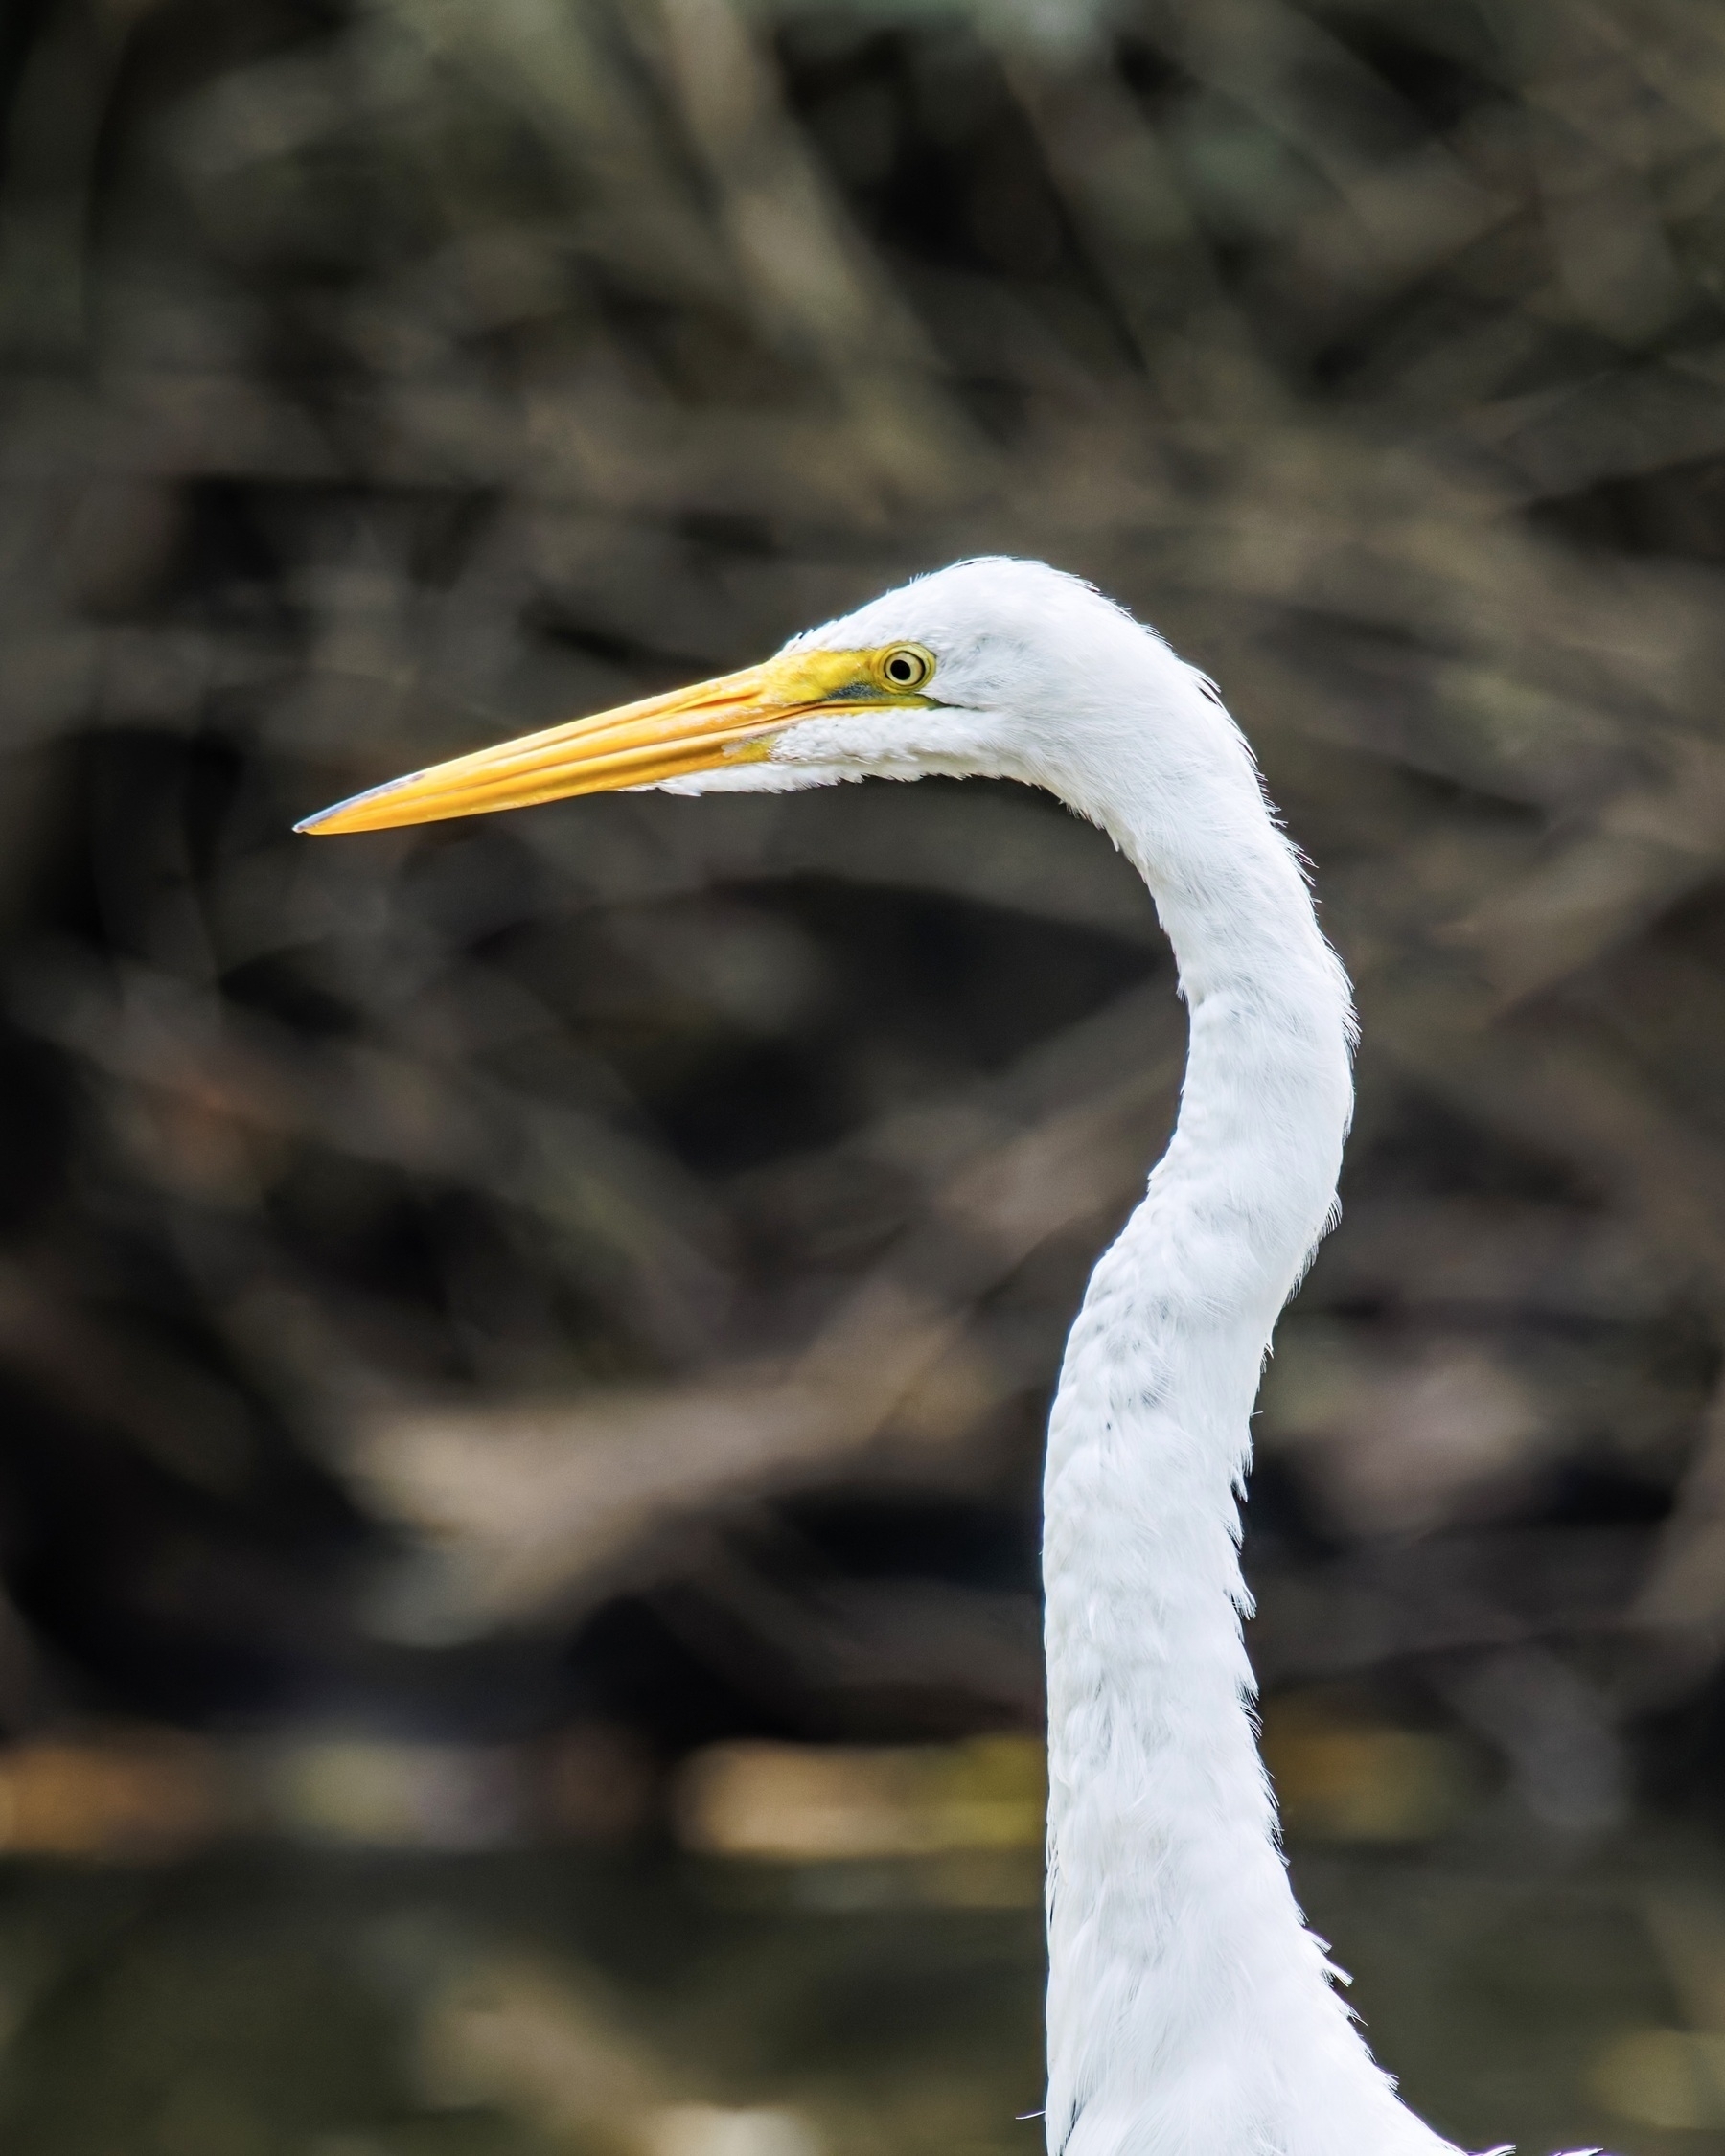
[1040, 705, 1458, 2156]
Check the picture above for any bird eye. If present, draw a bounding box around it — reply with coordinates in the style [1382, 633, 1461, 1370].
[879, 645, 933, 691]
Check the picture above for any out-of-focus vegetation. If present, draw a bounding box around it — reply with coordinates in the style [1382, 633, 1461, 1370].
[5, 0, 1725, 2145]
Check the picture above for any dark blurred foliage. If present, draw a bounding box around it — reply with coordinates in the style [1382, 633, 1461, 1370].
[7, 0, 1725, 1778]
[16, 0, 1725, 2147]
[8, 0, 1725, 2139]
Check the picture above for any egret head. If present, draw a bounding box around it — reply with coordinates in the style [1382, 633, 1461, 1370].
[294, 558, 1211, 837]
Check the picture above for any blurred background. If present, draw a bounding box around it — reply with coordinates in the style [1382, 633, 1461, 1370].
[3, 0, 1725, 2147]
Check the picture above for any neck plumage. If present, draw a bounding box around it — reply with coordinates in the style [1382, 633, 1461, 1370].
[1041, 725, 1456, 2156]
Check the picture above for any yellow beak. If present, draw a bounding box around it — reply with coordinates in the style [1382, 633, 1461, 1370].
[295, 647, 923, 837]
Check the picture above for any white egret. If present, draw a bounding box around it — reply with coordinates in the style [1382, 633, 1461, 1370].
[301, 560, 1589, 2156]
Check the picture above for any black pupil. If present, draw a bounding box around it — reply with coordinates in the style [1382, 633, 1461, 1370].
[888, 655, 914, 681]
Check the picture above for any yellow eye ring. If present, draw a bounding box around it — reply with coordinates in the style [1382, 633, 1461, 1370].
[877, 643, 935, 693]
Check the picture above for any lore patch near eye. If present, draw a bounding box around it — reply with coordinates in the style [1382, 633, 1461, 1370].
[879, 644, 934, 691]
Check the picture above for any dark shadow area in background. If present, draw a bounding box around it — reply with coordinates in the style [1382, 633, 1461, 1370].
[3, 0, 1725, 2145]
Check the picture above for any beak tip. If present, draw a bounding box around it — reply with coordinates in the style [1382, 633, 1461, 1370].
[293, 806, 358, 837]
[293, 774, 418, 837]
